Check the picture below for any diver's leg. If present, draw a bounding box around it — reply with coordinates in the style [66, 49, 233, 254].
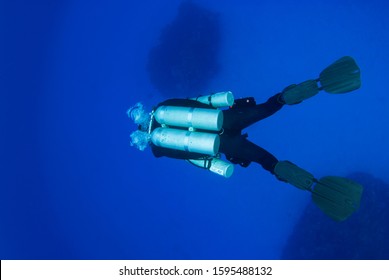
[223, 93, 284, 131]
[241, 140, 279, 173]
[220, 136, 279, 173]
[223, 137, 363, 222]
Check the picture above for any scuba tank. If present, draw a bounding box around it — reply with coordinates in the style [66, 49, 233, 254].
[154, 106, 223, 131]
[190, 91, 234, 108]
[188, 157, 234, 178]
[151, 127, 220, 156]
[150, 91, 236, 177]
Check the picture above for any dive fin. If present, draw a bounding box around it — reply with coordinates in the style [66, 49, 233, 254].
[319, 56, 361, 93]
[274, 161, 363, 222]
[311, 176, 363, 222]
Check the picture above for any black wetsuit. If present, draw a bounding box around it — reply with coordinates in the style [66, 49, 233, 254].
[151, 93, 284, 174]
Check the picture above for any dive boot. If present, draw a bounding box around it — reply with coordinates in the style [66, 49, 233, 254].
[274, 161, 314, 190]
[280, 80, 320, 105]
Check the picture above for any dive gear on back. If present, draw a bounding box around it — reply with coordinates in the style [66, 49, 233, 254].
[154, 106, 223, 131]
[151, 127, 220, 156]
[188, 157, 234, 178]
[150, 92, 236, 176]
[191, 91, 234, 108]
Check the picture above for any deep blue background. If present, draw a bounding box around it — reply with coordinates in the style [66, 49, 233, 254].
[1, 0, 389, 259]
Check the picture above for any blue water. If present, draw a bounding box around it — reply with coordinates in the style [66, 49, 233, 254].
[1, 0, 389, 259]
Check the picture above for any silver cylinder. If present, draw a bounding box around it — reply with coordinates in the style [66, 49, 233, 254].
[193, 91, 235, 108]
[154, 106, 223, 131]
[189, 158, 234, 178]
[151, 127, 220, 155]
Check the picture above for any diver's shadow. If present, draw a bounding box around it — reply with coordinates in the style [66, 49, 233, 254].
[147, 1, 221, 97]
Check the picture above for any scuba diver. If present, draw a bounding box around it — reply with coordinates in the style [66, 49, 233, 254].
[128, 56, 363, 222]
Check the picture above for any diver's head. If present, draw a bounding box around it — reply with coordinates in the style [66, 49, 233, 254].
[129, 130, 150, 151]
[127, 102, 151, 151]
[127, 102, 150, 132]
